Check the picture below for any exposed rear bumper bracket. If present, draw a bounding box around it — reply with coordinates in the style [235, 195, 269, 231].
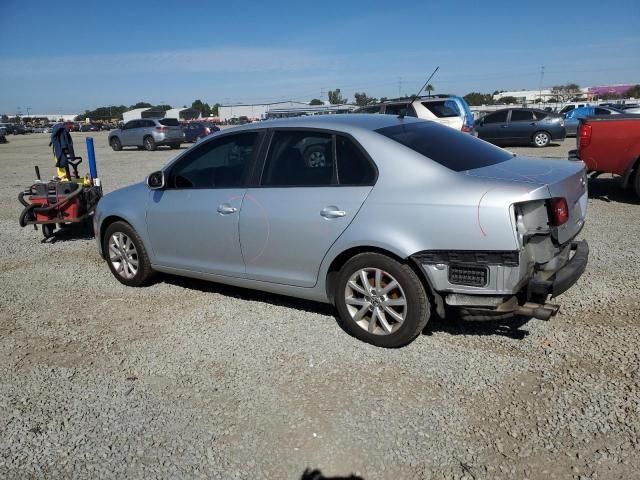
[528, 240, 589, 298]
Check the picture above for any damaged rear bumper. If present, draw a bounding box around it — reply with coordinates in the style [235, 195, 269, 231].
[527, 240, 589, 298]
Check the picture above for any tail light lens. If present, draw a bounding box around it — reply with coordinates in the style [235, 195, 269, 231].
[155, 126, 168, 132]
[549, 197, 569, 226]
[578, 124, 592, 149]
[461, 125, 472, 133]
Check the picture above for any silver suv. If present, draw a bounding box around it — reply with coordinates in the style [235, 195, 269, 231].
[95, 114, 588, 348]
[108, 118, 184, 151]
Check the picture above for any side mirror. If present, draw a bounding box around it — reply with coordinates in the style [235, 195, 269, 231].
[147, 171, 165, 190]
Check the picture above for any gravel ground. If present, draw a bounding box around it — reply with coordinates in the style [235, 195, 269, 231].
[1, 132, 638, 479]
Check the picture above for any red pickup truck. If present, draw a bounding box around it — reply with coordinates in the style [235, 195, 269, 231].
[572, 115, 640, 198]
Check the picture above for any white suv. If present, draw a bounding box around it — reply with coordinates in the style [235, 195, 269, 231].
[355, 96, 466, 131]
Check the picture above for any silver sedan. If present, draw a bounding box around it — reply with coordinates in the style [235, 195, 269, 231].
[95, 115, 589, 347]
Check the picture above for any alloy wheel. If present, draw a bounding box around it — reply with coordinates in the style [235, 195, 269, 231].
[534, 132, 549, 147]
[108, 232, 139, 279]
[344, 268, 407, 335]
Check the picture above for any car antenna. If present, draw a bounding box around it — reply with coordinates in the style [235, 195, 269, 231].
[398, 66, 440, 119]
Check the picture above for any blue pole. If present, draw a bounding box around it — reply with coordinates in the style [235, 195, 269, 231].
[86, 137, 98, 180]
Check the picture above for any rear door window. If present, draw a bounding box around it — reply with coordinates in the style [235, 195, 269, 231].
[262, 131, 335, 187]
[534, 111, 549, 120]
[594, 108, 611, 115]
[421, 100, 460, 118]
[509, 110, 535, 122]
[376, 121, 513, 172]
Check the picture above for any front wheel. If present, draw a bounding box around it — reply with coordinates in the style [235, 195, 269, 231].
[143, 136, 156, 151]
[335, 253, 430, 348]
[532, 131, 551, 148]
[103, 221, 154, 287]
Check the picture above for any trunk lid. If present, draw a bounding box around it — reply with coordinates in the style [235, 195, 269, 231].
[465, 156, 588, 244]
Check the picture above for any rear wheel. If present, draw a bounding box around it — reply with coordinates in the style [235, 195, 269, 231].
[110, 137, 122, 151]
[143, 136, 156, 151]
[532, 131, 551, 148]
[103, 221, 154, 287]
[335, 253, 430, 348]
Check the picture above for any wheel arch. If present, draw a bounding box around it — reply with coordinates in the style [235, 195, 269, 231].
[531, 129, 552, 142]
[621, 155, 640, 189]
[324, 245, 444, 317]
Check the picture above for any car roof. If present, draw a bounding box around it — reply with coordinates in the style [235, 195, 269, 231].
[225, 114, 423, 135]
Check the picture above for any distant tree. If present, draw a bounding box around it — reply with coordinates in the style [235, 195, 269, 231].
[328, 89, 347, 105]
[309, 98, 324, 105]
[497, 96, 519, 104]
[380, 97, 388, 102]
[354, 92, 378, 106]
[211, 103, 221, 116]
[551, 84, 582, 103]
[130, 102, 153, 109]
[1, 114, 8, 122]
[191, 99, 211, 117]
[425, 84, 434, 97]
[155, 104, 172, 111]
[463, 92, 494, 106]
[492, 90, 505, 96]
[624, 85, 640, 98]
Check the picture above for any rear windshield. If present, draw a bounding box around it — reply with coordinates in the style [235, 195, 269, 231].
[159, 118, 180, 126]
[422, 100, 460, 118]
[376, 121, 513, 172]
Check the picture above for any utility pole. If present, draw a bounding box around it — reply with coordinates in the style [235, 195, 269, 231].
[398, 77, 402, 97]
[320, 88, 325, 101]
[539, 65, 545, 103]
[26, 107, 31, 118]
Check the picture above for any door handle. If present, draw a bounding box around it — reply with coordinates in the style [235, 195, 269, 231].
[217, 204, 238, 215]
[320, 206, 346, 219]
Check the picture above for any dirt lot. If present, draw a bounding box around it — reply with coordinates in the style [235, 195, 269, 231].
[1, 131, 639, 479]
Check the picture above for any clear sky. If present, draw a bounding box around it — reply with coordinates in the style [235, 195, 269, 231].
[0, 0, 639, 114]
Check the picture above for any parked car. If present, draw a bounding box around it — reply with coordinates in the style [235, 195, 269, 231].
[559, 103, 591, 115]
[79, 124, 99, 132]
[182, 121, 220, 142]
[0, 123, 15, 134]
[354, 96, 467, 132]
[563, 106, 623, 136]
[475, 108, 565, 147]
[0, 128, 7, 143]
[108, 118, 184, 151]
[621, 106, 640, 114]
[31, 125, 47, 133]
[95, 115, 589, 348]
[571, 114, 640, 198]
[43, 124, 54, 134]
[11, 124, 27, 135]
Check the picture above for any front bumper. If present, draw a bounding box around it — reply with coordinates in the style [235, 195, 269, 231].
[528, 240, 589, 298]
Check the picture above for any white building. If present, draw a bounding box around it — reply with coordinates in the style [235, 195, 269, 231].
[218, 101, 311, 121]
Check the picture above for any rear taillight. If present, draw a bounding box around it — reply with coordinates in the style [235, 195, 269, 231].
[578, 124, 592, 149]
[204, 127, 210, 135]
[549, 197, 569, 226]
[461, 125, 472, 133]
[156, 126, 168, 132]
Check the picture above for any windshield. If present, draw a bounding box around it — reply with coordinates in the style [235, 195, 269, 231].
[376, 121, 513, 172]
[159, 118, 180, 126]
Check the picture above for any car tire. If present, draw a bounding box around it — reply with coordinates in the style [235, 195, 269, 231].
[103, 221, 154, 287]
[143, 136, 156, 151]
[304, 144, 328, 167]
[170, 143, 180, 149]
[110, 137, 122, 151]
[334, 253, 430, 348]
[532, 131, 551, 148]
